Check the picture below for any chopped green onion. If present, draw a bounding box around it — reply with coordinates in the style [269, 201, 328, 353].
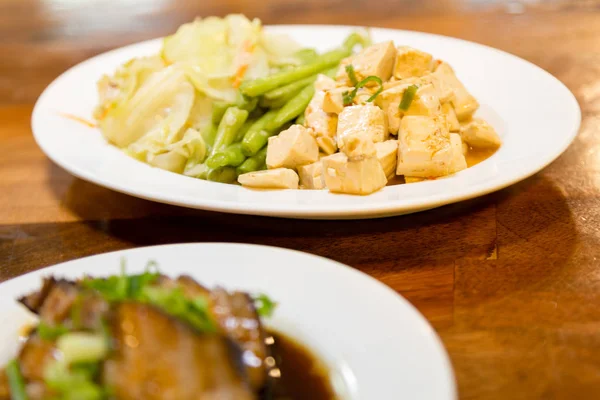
[44, 360, 104, 400]
[254, 294, 277, 318]
[83, 262, 159, 302]
[345, 64, 358, 86]
[399, 84, 419, 111]
[57, 333, 108, 365]
[139, 286, 216, 333]
[342, 75, 384, 105]
[342, 90, 354, 106]
[37, 322, 69, 341]
[82, 263, 217, 334]
[6, 359, 28, 400]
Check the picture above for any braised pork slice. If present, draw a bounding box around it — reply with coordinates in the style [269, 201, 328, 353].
[0, 370, 9, 400]
[19, 278, 79, 325]
[104, 302, 255, 400]
[211, 289, 269, 391]
[17, 334, 55, 382]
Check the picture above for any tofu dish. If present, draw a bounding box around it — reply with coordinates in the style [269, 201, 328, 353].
[94, 14, 500, 195]
[0, 269, 335, 400]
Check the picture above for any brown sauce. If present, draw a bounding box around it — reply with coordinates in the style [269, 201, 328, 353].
[262, 330, 336, 400]
[385, 146, 498, 186]
[465, 146, 497, 167]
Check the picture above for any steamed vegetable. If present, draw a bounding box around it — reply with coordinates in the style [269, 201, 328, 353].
[241, 110, 279, 156]
[94, 14, 371, 187]
[240, 48, 351, 97]
[211, 107, 249, 156]
[236, 147, 268, 175]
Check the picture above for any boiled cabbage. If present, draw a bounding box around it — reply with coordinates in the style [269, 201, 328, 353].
[128, 128, 207, 174]
[95, 14, 307, 179]
[99, 66, 195, 147]
[94, 56, 164, 121]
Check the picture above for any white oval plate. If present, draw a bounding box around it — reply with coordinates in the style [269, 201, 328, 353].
[0, 243, 455, 400]
[32, 26, 580, 219]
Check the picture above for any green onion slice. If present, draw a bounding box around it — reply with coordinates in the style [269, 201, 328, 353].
[345, 64, 358, 85]
[342, 75, 384, 105]
[6, 359, 28, 400]
[399, 84, 419, 111]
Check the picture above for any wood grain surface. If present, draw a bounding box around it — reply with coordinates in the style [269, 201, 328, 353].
[1, 0, 599, 398]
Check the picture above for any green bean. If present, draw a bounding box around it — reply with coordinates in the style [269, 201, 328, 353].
[240, 48, 350, 97]
[263, 75, 316, 102]
[211, 107, 249, 156]
[295, 112, 306, 126]
[200, 124, 217, 148]
[343, 31, 371, 52]
[206, 143, 247, 169]
[211, 101, 230, 126]
[6, 359, 27, 400]
[242, 129, 274, 158]
[235, 118, 256, 143]
[241, 110, 279, 156]
[266, 84, 315, 131]
[294, 48, 319, 64]
[239, 97, 259, 113]
[206, 167, 238, 183]
[211, 98, 257, 126]
[259, 95, 289, 110]
[237, 147, 268, 175]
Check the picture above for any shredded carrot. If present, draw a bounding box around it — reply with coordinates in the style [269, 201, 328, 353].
[232, 64, 249, 88]
[58, 112, 97, 128]
[231, 40, 256, 88]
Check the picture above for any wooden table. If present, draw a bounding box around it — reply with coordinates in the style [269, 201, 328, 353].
[1, 0, 599, 398]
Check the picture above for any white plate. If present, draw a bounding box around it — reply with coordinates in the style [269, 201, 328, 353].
[0, 243, 455, 400]
[32, 25, 580, 219]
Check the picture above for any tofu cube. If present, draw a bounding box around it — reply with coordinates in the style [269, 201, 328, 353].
[393, 46, 433, 79]
[396, 115, 453, 178]
[449, 133, 468, 174]
[337, 41, 397, 85]
[385, 75, 453, 104]
[342, 132, 377, 160]
[375, 140, 398, 180]
[298, 161, 325, 189]
[315, 135, 337, 155]
[321, 153, 388, 195]
[238, 168, 299, 189]
[376, 83, 442, 135]
[323, 87, 352, 114]
[266, 125, 319, 170]
[459, 118, 502, 149]
[442, 102, 460, 132]
[305, 91, 338, 153]
[314, 74, 337, 91]
[432, 62, 479, 121]
[337, 104, 388, 150]
[335, 56, 355, 85]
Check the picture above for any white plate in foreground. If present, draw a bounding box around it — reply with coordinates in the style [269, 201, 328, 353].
[32, 25, 580, 219]
[0, 243, 455, 400]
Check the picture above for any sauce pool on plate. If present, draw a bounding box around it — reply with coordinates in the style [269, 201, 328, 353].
[262, 330, 337, 400]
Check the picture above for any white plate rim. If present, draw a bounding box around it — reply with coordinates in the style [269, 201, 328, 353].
[31, 25, 582, 219]
[0, 243, 457, 400]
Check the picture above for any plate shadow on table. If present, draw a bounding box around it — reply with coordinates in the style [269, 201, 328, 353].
[26, 163, 577, 329]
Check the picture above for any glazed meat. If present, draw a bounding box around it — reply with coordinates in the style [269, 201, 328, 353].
[103, 302, 256, 400]
[17, 334, 55, 382]
[211, 288, 270, 391]
[20, 278, 79, 324]
[4, 272, 279, 400]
